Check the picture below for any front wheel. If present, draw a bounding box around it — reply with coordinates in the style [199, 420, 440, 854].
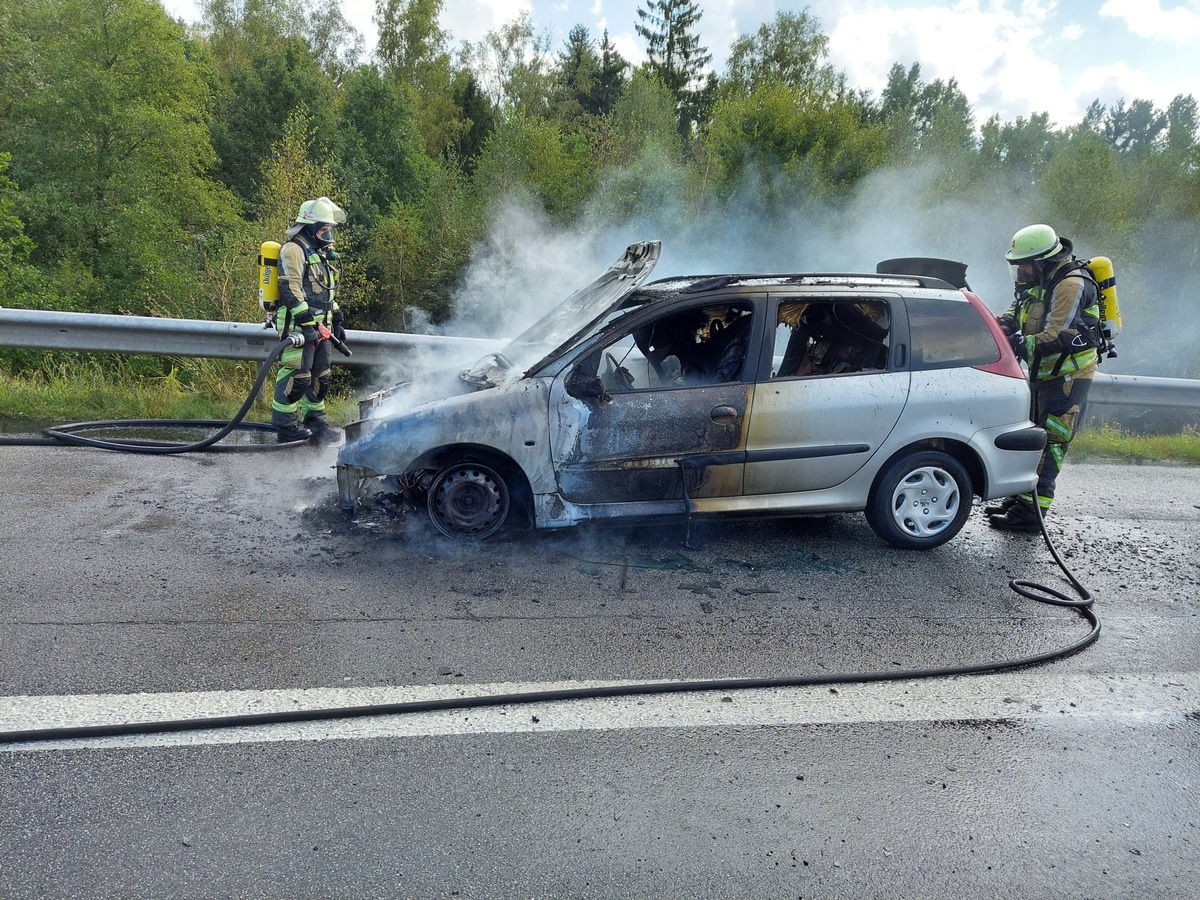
[865, 450, 972, 550]
[427, 461, 511, 539]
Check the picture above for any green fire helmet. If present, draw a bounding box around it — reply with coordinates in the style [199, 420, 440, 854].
[294, 196, 347, 226]
[1006, 223, 1062, 262]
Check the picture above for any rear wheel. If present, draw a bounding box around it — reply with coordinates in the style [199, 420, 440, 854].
[427, 461, 511, 539]
[865, 450, 971, 550]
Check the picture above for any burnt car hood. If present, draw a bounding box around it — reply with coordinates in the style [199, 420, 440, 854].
[352, 241, 661, 425]
[491, 239, 661, 380]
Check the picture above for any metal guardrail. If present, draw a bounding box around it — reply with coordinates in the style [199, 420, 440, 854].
[0, 308, 501, 371]
[2, 307, 1198, 410]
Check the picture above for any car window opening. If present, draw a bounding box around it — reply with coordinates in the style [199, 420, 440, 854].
[774, 299, 890, 378]
[577, 303, 756, 395]
[635, 305, 754, 387]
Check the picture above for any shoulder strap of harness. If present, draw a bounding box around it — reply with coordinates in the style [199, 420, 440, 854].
[1046, 258, 1101, 378]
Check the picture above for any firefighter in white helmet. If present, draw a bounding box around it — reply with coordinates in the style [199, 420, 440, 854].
[988, 223, 1101, 531]
[271, 196, 347, 443]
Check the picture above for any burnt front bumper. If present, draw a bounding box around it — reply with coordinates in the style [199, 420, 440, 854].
[336, 463, 374, 511]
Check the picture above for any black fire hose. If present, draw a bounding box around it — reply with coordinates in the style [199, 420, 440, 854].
[0, 503, 1097, 746]
[3, 338, 307, 453]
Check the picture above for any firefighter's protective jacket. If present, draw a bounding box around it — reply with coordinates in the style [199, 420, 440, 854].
[1000, 249, 1100, 382]
[276, 236, 339, 334]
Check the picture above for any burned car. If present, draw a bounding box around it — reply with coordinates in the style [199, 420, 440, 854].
[336, 241, 1045, 549]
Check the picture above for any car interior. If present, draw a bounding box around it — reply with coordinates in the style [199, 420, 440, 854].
[582, 297, 892, 396]
[773, 299, 890, 378]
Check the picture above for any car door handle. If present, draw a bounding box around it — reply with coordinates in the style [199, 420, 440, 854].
[710, 405, 740, 425]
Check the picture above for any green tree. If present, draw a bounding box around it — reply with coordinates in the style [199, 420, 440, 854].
[555, 24, 602, 120]
[472, 115, 595, 218]
[603, 69, 682, 168]
[635, 0, 711, 135]
[335, 66, 437, 229]
[877, 62, 974, 159]
[361, 161, 478, 329]
[201, 0, 338, 206]
[979, 112, 1060, 174]
[461, 13, 555, 116]
[722, 10, 837, 98]
[0, 154, 46, 309]
[452, 71, 498, 171]
[375, 0, 445, 81]
[304, 0, 364, 80]
[0, 0, 237, 316]
[1164, 94, 1199, 156]
[1041, 132, 1136, 236]
[595, 31, 631, 116]
[1082, 98, 1168, 155]
[374, 0, 471, 160]
[704, 82, 888, 202]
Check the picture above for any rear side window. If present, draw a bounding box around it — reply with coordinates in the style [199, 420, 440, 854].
[771, 298, 890, 378]
[907, 297, 1000, 370]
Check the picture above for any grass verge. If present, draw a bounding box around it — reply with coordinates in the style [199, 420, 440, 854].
[1071, 424, 1200, 465]
[0, 367, 359, 426]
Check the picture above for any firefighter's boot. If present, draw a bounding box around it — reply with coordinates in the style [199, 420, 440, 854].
[276, 422, 313, 444]
[303, 412, 341, 443]
[984, 496, 1018, 517]
[988, 501, 1043, 532]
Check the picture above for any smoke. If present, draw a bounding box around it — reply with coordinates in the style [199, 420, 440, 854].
[433, 156, 1024, 350]
[440, 150, 1200, 390]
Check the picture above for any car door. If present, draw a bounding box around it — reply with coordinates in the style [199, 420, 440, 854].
[742, 294, 910, 495]
[547, 300, 759, 505]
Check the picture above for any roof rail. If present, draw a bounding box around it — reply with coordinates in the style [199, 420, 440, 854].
[646, 272, 959, 291]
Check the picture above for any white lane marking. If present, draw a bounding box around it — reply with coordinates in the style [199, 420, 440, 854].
[2, 672, 1198, 752]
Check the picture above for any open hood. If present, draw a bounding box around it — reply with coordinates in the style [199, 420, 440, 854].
[461, 241, 661, 386]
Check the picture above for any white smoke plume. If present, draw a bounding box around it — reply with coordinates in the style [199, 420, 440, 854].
[439, 153, 1199, 389]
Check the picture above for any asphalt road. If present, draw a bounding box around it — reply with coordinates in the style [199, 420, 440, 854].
[1, 443, 1198, 898]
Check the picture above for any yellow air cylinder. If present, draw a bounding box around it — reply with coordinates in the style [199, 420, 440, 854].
[1088, 255, 1121, 344]
[258, 241, 281, 311]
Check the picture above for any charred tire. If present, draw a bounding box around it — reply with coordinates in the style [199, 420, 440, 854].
[865, 450, 972, 550]
[427, 461, 511, 539]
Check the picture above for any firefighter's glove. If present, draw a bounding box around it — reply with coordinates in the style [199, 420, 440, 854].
[1007, 331, 1027, 361]
[333, 324, 347, 344]
[302, 325, 320, 346]
[285, 332, 306, 348]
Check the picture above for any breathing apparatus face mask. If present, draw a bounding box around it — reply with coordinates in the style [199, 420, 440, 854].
[1010, 259, 1039, 292]
[309, 223, 335, 249]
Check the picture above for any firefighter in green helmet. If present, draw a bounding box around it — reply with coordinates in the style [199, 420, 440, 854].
[988, 223, 1101, 531]
[272, 196, 347, 443]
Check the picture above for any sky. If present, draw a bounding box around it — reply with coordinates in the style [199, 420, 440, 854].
[160, 0, 1200, 129]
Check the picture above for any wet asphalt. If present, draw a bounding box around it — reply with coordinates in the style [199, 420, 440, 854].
[0, 443, 1197, 898]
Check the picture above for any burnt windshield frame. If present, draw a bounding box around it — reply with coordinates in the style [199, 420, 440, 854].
[521, 289, 668, 376]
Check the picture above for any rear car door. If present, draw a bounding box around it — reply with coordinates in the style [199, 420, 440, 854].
[742, 294, 910, 494]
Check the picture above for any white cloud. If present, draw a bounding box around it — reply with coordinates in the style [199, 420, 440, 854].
[442, 0, 533, 47]
[1099, 0, 1200, 41]
[1070, 60, 1170, 110]
[608, 29, 644, 66]
[823, 2, 1088, 126]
